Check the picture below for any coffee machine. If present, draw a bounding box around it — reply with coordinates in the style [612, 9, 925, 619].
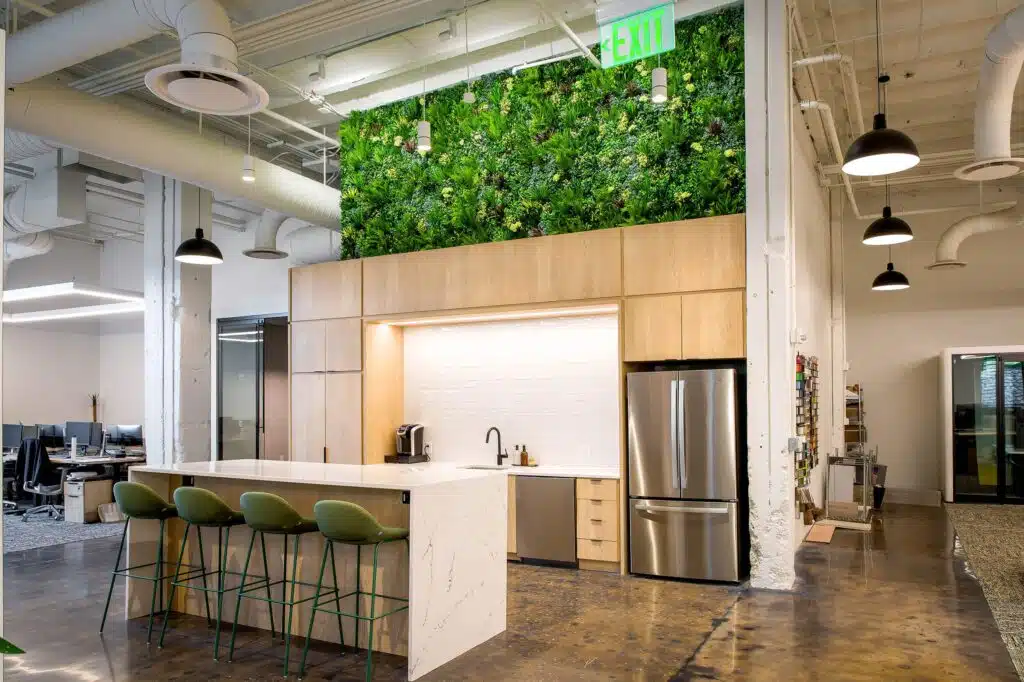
[386, 424, 428, 463]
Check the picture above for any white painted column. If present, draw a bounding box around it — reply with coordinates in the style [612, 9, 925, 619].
[744, 0, 796, 589]
[0, 27, 7, 679]
[143, 175, 213, 465]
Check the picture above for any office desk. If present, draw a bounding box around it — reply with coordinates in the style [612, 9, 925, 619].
[49, 454, 146, 466]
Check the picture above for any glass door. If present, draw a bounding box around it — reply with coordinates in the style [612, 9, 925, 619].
[953, 353, 1024, 503]
[217, 319, 264, 460]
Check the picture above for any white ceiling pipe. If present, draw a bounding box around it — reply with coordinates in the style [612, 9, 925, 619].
[5, 131, 59, 163]
[956, 6, 1024, 181]
[7, 0, 236, 85]
[6, 81, 341, 227]
[4, 232, 55, 263]
[927, 207, 1023, 270]
[799, 101, 862, 218]
[243, 210, 292, 259]
[792, 53, 865, 138]
[285, 225, 342, 266]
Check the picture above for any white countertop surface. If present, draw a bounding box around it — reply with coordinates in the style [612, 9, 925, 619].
[133, 460, 621, 487]
[132, 459, 506, 490]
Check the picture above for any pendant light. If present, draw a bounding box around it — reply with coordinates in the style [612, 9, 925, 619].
[871, 248, 909, 291]
[651, 67, 668, 104]
[842, 0, 919, 177]
[417, 81, 431, 153]
[174, 191, 223, 265]
[862, 177, 913, 245]
[241, 115, 255, 183]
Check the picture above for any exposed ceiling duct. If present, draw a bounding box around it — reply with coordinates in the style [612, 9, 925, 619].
[927, 207, 1023, 271]
[955, 5, 1024, 181]
[284, 226, 342, 266]
[5, 131, 60, 164]
[243, 210, 291, 259]
[6, 80, 341, 227]
[4, 232, 56, 264]
[7, 0, 267, 115]
[4, 168, 87, 238]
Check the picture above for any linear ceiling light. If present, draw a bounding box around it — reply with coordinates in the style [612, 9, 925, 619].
[3, 301, 145, 324]
[382, 304, 619, 327]
[2, 282, 143, 304]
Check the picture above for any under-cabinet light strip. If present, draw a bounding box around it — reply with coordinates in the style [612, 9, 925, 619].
[382, 304, 619, 327]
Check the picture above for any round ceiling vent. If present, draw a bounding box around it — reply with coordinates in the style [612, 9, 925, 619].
[243, 247, 289, 260]
[954, 157, 1024, 182]
[925, 259, 967, 271]
[145, 64, 269, 116]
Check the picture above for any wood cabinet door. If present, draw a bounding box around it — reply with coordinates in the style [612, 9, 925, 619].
[623, 295, 683, 361]
[679, 290, 746, 359]
[325, 373, 363, 465]
[325, 318, 362, 372]
[622, 215, 745, 296]
[290, 260, 362, 322]
[290, 373, 325, 463]
[290, 321, 326, 374]
[508, 475, 517, 555]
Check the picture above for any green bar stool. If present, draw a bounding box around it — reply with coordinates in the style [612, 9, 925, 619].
[159, 486, 266, 660]
[299, 500, 410, 682]
[228, 491, 329, 676]
[100, 481, 184, 643]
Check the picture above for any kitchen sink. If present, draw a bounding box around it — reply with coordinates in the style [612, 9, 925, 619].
[458, 464, 509, 470]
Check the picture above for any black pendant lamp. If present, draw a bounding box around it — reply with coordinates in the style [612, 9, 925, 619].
[174, 192, 223, 265]
[862, 178, 913, 245]
[842, 0, 919, 177]
[871, 248, 910, 291]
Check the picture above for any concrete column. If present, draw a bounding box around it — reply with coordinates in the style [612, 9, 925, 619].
[143, 175, 213, 465]
[0, 28, 8, 672]
[744, 0, 796, 589]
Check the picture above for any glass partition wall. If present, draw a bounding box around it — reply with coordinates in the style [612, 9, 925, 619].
[953, 353, 1024, 503]
[216, 316, 288, 461]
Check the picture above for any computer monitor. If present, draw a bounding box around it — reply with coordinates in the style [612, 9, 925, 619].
[2, 424, 23, 449]
[115, 425, 143, 447]
[21, 424, 38, 440]
[37, 424, 64, 449]
[65, 421, 102, 448]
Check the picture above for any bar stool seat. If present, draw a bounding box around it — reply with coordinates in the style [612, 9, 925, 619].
[228, 491, 331, 676]
[160, 486, 267, 660]
[300, 500, 409, 682]
[100, 481, 184, 642]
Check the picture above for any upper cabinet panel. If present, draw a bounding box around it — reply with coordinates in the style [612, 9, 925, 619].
[362, 229, 622, 316]
[622, 215, 745, 296]
[290, 260, 362, 322]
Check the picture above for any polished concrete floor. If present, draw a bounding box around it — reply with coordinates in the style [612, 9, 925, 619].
[3, 504, 1017, 681]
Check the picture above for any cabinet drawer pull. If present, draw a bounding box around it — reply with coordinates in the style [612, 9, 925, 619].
[590, 479, 604, 483]
[590, 518, 603, 523]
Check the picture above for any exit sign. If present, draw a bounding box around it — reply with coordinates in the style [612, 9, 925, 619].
[599, 3, 676, 69]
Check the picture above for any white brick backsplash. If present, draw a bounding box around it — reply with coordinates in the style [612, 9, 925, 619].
[403, 315, 620, 468]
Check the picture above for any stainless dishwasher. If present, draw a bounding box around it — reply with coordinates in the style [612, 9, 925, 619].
[515, 476, 577, 566]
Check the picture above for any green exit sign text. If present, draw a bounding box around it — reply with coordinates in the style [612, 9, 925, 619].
[599, 3, 676, 69]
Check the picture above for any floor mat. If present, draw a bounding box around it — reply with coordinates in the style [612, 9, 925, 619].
[947, 504, 1024, 680]
[3, 513, 123, 553]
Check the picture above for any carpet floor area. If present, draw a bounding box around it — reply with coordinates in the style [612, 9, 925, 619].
[947, 504, 1024, 680]
[3, 513, 123, 553]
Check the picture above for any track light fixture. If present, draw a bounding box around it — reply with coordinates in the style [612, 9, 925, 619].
[651, 66, 668, 104]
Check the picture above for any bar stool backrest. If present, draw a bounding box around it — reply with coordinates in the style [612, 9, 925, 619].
[113, 481, 173, 519]
[313, 500, 386, 543]
[239, 491, 306, 532]
[173, 486, 236, 526]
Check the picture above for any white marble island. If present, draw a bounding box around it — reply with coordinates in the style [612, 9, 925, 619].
[127, 460, 507, 680]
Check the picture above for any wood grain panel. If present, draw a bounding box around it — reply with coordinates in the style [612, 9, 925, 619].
[578, 558, 619, 573]
[290, 373, 325, 462]
[507, 474, 517, 556]
[290, 320, 326, 374]
[290, 260, 362, 322]
[623, 295, 682, 362]
[363, 323, 404, 464]
[575, 478, 619, 501]
[576, 512, 618, 541]
[361, 228, 622, 316]
[679, 289, 746, 359]
[326, 372, 362, 465]
[326, 318, 362, 372]
[577, 537, 618, 562]
[622, 215, 745, 296]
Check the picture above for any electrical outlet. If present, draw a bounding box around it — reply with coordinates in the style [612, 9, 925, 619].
[424, 442, 432, 456]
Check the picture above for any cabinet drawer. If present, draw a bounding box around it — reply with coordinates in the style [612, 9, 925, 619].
[575, 478, 618, 501]
[576, 505, 618, 541]
[577, 538, 619, 562]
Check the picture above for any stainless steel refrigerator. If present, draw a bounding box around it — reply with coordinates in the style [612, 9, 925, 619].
[627, 367, 743, 582]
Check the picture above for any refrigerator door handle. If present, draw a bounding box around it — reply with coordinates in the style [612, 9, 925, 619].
[634, 502, 730, 515]
[669, 379, 680, 491]
[677, 379, 687, 490]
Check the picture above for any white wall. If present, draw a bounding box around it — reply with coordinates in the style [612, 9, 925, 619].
[3, 326, 100, 424]
[403, 315, 621, 468]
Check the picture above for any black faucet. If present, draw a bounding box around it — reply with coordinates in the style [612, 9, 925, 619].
[486, 427, 508, 466]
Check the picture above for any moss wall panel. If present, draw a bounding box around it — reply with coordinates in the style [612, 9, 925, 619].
[338, 6, 744, 259]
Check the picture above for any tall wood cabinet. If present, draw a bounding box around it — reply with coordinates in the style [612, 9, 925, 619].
[289, 260, 363, 464]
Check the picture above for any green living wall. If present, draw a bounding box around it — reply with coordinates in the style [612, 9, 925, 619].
[338, 5, 744, 259]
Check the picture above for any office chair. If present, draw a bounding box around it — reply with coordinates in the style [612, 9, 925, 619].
[20, 439, 99, 522]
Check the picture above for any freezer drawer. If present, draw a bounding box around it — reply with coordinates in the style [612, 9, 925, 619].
[629, 499, 739, 582]
[516, 476, 577, 565]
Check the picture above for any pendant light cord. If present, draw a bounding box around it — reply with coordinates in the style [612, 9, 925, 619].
[247, 115, 251, 155]
[885, 175, 890, 205]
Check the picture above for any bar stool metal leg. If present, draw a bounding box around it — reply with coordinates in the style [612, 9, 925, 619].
[227, 529, 257, 662]
[145, 518, 166, 643]
[365, 543, 380, 682]
[213, 526, 232, 660]
[329, 542, 344, 649]
[195, 525, 213, 626]
[298, 541, 332, 676]
[282, 533, 301, 675]
[160, 522, 191, 648]
[259, 532, 276, 638]
[99, 518, 130, 634]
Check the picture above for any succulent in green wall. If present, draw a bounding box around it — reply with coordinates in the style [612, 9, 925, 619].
[338, 5, 744, 260]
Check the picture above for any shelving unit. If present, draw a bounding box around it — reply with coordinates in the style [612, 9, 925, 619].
[795, 354, 819, 488]
[822, 385, 874, 530]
